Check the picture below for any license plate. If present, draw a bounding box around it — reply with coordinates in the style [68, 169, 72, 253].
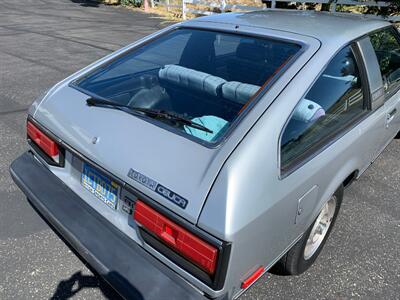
[81, 163, 119, 209]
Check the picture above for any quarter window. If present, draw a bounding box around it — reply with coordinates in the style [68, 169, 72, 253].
[369, 27, 400, 95]
[281, 45, 368, 174]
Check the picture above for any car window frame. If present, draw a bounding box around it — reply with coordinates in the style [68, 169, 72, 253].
[279, 41, 372, 179]
[368, 25, 400, 100]
[69, 26, 306, 149]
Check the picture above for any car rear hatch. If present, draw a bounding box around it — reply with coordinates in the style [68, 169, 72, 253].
[32, 86, 224, 224]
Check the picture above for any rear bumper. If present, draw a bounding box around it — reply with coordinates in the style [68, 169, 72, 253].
[10, 152, 209, 300]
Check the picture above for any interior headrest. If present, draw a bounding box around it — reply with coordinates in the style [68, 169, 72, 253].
[221, 81, 260, 104]
[340, 57, 356, 76]
[236, 43, 266, 62]
[326, 53, 356, 77]
[159, 65, 226, 97]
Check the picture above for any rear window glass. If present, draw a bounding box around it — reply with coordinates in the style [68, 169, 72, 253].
[73, 29, 301, 144]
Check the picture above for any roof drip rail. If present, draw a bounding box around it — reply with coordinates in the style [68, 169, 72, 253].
[264, 0, 400, 23]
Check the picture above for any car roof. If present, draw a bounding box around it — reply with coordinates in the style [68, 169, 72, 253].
[187, 10, 391, 46]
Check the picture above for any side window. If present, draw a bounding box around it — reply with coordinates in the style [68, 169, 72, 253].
[281, 45, 368, 174]
[369, 27, 400, 95]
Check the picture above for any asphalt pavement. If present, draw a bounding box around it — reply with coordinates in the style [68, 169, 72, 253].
[0, 1, 399, 299]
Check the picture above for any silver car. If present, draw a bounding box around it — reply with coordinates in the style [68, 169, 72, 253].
[10, 10, 400, 300]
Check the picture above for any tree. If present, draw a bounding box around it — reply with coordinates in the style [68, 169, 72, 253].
[376, 0, 400, 16]
[261, 0, 399, 16]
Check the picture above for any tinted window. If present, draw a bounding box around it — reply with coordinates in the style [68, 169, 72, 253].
[90, 32, 191, 82]
[370, 27, 400, 95]
[281, 46, 367, 173]
[74, 29, 300, 144]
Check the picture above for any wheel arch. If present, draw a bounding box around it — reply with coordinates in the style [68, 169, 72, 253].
[343, 170, 359, 188]
[308, 163, 359, 232]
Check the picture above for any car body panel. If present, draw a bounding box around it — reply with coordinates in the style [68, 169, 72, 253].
[381, 89, 400, 149]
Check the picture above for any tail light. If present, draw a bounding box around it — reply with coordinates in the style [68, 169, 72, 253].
[27, 120, 63, 166]
[134, 200, 218, 275]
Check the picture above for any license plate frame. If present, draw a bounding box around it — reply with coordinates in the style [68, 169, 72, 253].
[81, 163, 120, 210]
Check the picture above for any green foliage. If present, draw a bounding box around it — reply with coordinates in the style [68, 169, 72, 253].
[121, 0, 143, 7]
[370, 28, 398, 74]
[365, 0, 400, 16]
[267, 1, 400, 15]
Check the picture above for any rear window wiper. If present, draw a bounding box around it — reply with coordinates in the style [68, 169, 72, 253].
[86, 97, 213, 134]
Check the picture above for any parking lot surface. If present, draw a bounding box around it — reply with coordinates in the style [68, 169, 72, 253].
[0, 1, 399, 299]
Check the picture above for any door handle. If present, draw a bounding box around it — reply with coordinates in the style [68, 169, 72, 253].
[386, 108, 397, 127]
[388, 108, 397, 118]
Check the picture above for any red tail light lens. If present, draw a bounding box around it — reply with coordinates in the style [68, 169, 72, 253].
[27, 121, 60, 163]
[134, 200, 218, 275]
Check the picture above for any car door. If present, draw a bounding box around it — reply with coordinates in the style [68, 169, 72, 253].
[369, 27, 400, 151]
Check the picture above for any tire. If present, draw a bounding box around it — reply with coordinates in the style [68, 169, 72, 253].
[274, 185, 343, 275]
[395, 131, 400, 139]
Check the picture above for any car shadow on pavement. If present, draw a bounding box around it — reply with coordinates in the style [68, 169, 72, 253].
[268, 265, 290, 276]
[70, 0, 101, 7]
[50, 271, 123, 300]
